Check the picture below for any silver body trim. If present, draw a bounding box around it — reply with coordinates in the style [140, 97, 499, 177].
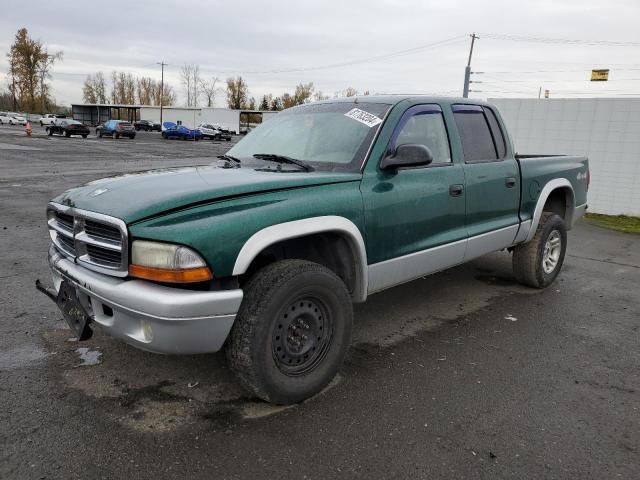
[573, 203, 587, 224]
[232, 216, 369, 302]
[512, 219, 533, 245]
[367, 239, 466, 294]
[466, 224, 519, 261]
[367, 224, 520, 294]
[524, 179, 575, 243]
[48, 247, 243, 354]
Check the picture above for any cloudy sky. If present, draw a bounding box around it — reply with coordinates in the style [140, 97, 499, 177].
[1, 0, 639, 107]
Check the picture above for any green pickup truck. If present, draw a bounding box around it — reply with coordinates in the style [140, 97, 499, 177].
[41, 96, 589, 404]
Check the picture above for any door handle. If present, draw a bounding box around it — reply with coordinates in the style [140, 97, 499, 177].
[505, 177, 517, 188]
[449, 184, 464, 197]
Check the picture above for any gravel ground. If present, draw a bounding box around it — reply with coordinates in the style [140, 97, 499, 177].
[1, 124, 638, 479]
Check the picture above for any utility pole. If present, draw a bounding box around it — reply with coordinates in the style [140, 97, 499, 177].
[157, 61, 167, 125]
[462, 33, 479, 98]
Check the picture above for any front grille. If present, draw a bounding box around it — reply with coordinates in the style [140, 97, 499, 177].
[86, 244, 121, 266]
[47, 204, 128, 277]
[85, 219, 121, 243]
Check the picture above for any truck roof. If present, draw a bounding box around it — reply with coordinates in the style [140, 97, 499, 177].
[311, 95, 496, 108]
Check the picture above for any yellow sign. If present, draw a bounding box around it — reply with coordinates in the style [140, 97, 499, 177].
[591, 69, 609, 82]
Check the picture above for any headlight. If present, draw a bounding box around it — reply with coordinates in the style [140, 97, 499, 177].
[129, 240, 213, 283]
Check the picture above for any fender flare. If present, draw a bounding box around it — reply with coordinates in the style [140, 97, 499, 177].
[232, 216, 369, 302]
[524, 178, 575, 243]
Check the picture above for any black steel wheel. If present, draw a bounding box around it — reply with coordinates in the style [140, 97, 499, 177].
[227, 259, 352, 404]
[271, 297, 333, 376]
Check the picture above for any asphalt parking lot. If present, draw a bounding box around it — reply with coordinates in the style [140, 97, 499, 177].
[1, 123, 639, 479]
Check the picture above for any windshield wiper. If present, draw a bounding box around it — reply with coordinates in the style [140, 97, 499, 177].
[217, 154, 241, 164]
[253, 153, 314, 172]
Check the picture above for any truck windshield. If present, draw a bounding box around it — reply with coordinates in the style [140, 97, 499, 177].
[226, 102, 391, 172]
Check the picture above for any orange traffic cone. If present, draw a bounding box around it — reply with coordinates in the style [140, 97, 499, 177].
[25, 121, 32, 137]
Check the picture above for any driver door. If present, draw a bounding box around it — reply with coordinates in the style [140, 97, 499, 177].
[361, 104, 467, 293]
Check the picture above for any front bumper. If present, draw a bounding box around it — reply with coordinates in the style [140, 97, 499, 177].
[47, 246, 243, 354]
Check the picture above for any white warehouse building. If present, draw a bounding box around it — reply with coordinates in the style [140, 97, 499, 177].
[490, 98, 640, 217]
[139, 106, 278, 134]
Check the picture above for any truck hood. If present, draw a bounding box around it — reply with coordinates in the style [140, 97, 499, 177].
[51, 165, 362, 223]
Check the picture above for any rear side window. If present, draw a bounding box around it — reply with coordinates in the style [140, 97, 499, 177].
[452, 105, 498, 162]
[484, 107, 506, 158]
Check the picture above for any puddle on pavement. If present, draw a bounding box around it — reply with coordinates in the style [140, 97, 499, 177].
[75, 347, 102, 366]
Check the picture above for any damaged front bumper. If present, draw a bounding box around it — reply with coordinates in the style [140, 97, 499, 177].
[44, 245, 243, 354]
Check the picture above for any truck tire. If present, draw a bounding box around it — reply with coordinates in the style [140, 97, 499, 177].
[227, 259, 353, 404]
[513, 213, 567, 288]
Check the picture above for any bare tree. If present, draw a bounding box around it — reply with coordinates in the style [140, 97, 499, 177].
[293, 82, 314, 105]
[137, 77, 155, 105]
[180, 64, 193, 106]
[83, 75, 97, 104]
[7, 28, 62, 112]
[343, 87, 358, 97]
[94, 72, 107, 103]
[37, 49, 63, 112]
[313, 91, 329, 102]
[226, 76, 248, 109]
[200, 76, 219, 107]
[180, 64, 201, 107]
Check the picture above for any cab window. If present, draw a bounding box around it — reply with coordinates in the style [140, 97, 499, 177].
[452, 104, 500, 163]
[392, 106, 451, 164]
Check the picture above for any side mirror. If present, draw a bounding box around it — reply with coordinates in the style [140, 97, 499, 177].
[380, 144, 434, 170]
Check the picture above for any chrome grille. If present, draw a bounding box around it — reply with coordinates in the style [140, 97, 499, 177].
[47, 203, 129, 277]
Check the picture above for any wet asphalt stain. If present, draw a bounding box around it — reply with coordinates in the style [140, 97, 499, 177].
[473, 274, 519, 286]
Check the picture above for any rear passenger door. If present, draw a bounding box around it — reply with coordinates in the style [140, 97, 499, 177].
[452, 104, 520, 259]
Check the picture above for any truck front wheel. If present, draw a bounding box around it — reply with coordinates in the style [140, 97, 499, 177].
[227, 259, 353, 404]
[513, 213, 567, 288]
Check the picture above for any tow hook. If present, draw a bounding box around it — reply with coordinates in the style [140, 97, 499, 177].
[35, 279, 57, 302]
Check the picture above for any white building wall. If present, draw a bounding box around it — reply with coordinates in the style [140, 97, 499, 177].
[139, 106, 202, 127]
[200, 108, 241, 133]
[490, 98, 640, 216]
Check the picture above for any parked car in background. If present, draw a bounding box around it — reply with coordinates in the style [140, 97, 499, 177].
[0, 112, 11, 124]
[197, 123, 232, 141]
[40, 114, 66, 126]
[162, 123, 202, 140]
[9, 114, 28, 126]
[46, 119, 91, 138]
[96, 120, 136, 139]
[134, 119, 161, 132]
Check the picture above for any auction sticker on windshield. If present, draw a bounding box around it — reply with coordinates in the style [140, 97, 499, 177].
[344, 108, 383, 128]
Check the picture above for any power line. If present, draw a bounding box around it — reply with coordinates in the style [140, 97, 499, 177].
[215, 35, 468, 74]
[480, 33, 640, 47]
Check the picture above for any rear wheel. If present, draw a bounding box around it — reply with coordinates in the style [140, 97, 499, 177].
[65, 132, 71, 137]
[513, 213, 567, 288]
[113, 132, 119, 139]
[82, 134, 87, 139]
[227, 259, 353, 405]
